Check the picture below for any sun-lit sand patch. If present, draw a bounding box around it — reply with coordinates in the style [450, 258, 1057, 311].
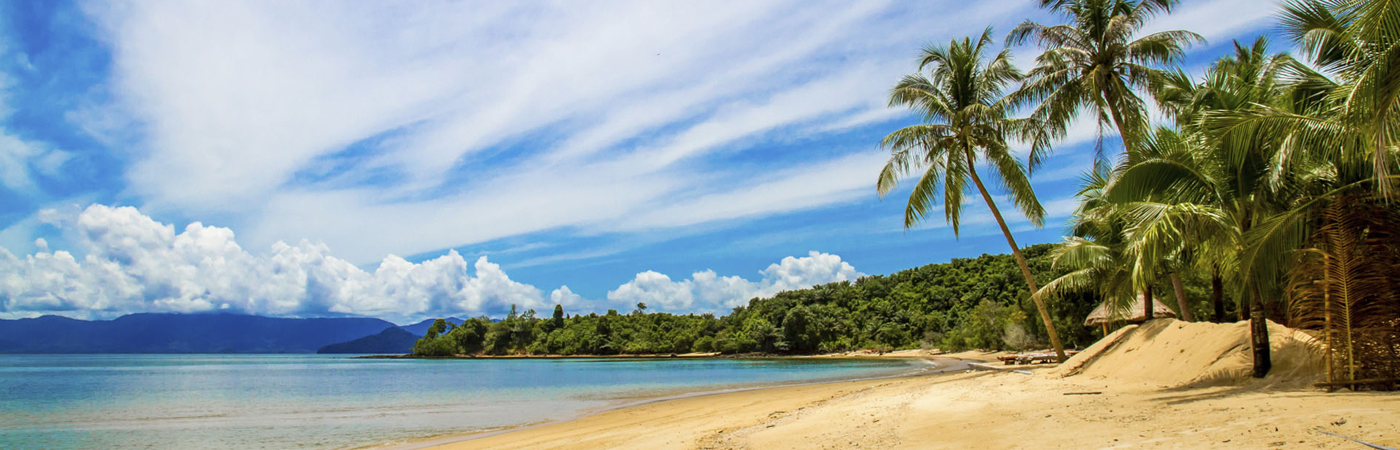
[425, 320, 1398, 450]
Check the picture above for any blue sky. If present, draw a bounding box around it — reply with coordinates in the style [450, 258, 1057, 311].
[0, 0, 1280, 322]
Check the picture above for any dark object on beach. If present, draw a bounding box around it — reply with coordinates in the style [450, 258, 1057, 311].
[998, 351, 1079, 365]
[1062, 391, 1102, 395]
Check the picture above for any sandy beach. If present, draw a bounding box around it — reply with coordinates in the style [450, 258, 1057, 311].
[418, 320, 1398, 450]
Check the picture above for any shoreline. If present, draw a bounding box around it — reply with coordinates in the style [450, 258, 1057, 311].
[352, 352, 725, 359]
[381, 322, 1399, 449]
[367, 353, 979, 450]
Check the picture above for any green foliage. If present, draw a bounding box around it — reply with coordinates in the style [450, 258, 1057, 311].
[411, 334, 460, 357]
[424, 318, 448, 339]
[409, 245, 1112, 357]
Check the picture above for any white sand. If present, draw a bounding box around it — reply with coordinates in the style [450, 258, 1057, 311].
[423, 319, 1398, 449]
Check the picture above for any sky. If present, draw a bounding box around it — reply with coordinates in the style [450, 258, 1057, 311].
[0, 0, 1280, 323]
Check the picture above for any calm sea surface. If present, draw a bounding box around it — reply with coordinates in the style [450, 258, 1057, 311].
[0, 355, 923, 449]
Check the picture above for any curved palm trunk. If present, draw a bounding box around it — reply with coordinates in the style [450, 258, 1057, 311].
[965, 152, 1067, 361]
[1170, 272, 1192, 322]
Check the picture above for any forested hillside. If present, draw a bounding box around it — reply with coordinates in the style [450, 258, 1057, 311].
[413, 244, 1109, 356]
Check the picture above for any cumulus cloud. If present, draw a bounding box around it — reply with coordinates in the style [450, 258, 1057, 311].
[0, 204, 865, 321]
[0, 204, 545, 322]
[606, 251, 863, 312]
[548, 285, 586, 308]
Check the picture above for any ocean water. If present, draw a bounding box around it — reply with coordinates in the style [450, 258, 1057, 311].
[0, 355, 924, 449]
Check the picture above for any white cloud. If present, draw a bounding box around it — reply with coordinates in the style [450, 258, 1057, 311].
[606, 251, 863, 312]
[0, 203, 866, 320]
[0, 204, 546, 322]
[549, 285, 586, 309]
[607, 271, 697, 311]
[1142, 0, 1276, 43]
[78, 0, 1033, 264]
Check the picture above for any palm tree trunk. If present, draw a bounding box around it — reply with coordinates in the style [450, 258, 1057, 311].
[1250, 282, 1271, 378]
[1143, 287, 1154, 321]
[1107, 102, 1137, 154]
[1212, 265, 1225, 323]
[1170, 272, 1192, 322]
[964, 151, 1067, 362]
[1241, 212, 1270, 378]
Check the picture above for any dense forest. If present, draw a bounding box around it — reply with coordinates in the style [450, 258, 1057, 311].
[412, 244, 1160, 357]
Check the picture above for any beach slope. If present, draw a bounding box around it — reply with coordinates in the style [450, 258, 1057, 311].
[428, 320, 1398, 449]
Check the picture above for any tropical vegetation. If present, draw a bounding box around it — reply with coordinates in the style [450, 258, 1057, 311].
[884, 0, 1400, 384]
[411, 244, 1104, 357]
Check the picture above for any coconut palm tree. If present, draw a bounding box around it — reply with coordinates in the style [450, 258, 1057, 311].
[1109, 127, 1235, 323]
[1034, 167, 1142, 322]
[877, 29, 1068, 361]
[1269, 0, 1400, 199]
[1204, 1, 1400, 378]
[1007, 0, 1203, 161]
[1110, 38, 1296, 377]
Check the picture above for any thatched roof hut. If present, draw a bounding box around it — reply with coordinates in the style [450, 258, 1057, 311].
[1084, 294, 1177, 326]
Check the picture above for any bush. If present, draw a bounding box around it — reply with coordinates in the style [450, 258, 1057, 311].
[411, 336, 461, 357]
[692, 336, 716, 353]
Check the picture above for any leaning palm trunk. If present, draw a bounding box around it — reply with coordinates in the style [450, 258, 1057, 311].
[1288, 196, 1400, 389]
[1170, 272, 1192, 322]
[966, 153, 1067, 361]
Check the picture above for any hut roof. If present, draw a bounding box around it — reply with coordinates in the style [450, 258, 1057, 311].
[1084, 294, 1177, 326]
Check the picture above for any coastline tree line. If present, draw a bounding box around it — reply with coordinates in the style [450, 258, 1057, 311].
[413, 244, 1126, 357]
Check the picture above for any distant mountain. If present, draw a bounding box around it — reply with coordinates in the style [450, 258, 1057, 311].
[0, 313, 396, 353]
[317, 327, 420, 354]
[399, 317, 464, 336]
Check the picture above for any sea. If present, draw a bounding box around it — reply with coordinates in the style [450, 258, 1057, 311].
[0, 354, 926, 449]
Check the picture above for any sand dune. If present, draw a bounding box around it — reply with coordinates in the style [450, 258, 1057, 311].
[419, 319, 1398, 449]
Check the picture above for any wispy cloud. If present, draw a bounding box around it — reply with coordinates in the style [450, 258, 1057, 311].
[74, 0, 1041, 264]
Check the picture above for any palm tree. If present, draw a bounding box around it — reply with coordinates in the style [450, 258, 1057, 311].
[1007, 0, 1203, 161]
[1034, 167, 1142, 323]
[877, 29, 1068, 361]
[1110, 127, 1233, 323]
[1271, 0, 1400, 199]
[1112, 38, 1296, 377]
[1204, 1, 1400, 379]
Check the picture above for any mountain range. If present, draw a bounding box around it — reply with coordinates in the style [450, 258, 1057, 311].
[316, 317, 464, 354]
[0, 313, 403, 353]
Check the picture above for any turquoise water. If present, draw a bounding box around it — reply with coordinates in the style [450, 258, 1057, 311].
[0, 355, 923, 449]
